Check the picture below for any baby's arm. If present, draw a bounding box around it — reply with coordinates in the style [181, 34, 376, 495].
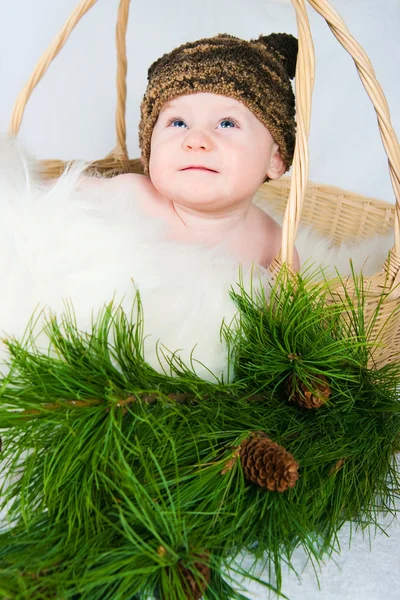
[252, 205, 300, 271]
[272, 222, 300, 272]
[271, 226, 300, 272]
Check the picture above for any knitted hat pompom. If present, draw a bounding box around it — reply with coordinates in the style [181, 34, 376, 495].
[255, 33, 298, 80]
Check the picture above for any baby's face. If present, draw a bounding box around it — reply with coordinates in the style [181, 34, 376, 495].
[148, 93, 284, 213]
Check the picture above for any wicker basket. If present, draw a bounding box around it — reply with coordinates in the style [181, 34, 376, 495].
[8, 0, 400, 369]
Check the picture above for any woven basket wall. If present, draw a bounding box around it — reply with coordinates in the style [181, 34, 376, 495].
[8, 0, 400, 369]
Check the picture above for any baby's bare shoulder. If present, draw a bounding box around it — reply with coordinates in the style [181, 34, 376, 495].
[100, 173, 174, 219]
[249, 204, 282, 237]
[108, 172, 147, 187]
[78, 172, 145, 190]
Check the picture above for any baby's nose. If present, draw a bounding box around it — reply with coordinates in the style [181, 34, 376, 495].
[183, 129, 213, 151]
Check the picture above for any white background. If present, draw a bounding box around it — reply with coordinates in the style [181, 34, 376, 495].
[0, 0, 399, 203]
[1, 1, 400, 599]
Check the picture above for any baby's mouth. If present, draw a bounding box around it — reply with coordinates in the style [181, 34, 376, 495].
[181, 166, 218, 173]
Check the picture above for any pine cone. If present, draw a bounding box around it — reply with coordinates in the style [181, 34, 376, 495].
[286, 373, 331, 409]
[178, 553, 210, 600]
[240, 432, 299, 492]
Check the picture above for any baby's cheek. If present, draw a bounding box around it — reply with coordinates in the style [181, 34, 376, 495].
[149, 156, 169, 188]
[232, 155, 265, 191]
[229, 143, 262, 175]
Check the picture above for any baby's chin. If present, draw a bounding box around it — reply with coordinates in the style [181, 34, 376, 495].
[154, 181, 232, 210]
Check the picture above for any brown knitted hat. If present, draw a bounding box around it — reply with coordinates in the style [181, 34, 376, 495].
[138, 32, 297, 177]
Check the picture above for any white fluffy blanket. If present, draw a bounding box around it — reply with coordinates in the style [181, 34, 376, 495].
[0, 136, 394, 382]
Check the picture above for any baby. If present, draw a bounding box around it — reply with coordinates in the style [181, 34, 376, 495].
[82, 32, 300, 270]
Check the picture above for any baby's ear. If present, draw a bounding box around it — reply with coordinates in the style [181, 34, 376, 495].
[265, 147, 286, 181]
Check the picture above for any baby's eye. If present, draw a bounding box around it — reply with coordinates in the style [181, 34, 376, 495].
[167, 117, 238, 129]
[170, 119, 187, 128]
[219, 119, 237, 129]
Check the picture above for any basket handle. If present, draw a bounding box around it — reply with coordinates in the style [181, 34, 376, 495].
[280, 0, 400, 268]
[8, 0, 131, 162]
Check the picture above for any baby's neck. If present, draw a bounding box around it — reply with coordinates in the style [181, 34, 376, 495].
[171, 202, 250, 236]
